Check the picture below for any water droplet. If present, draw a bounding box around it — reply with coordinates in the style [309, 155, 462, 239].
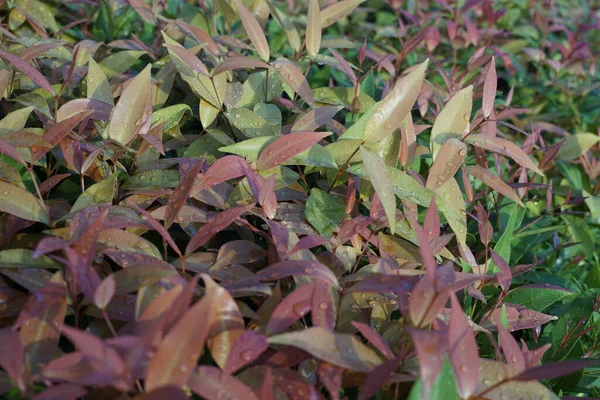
[427, 229, 432, 235]
[2, 191, 7, 195]
[304, 268, 312, 274]
[458, 149, 467, 157]
[368, 300, 378, 308]
[318, 302, 328, 310]
[176, 216, 184, 222]
[463, 113, 470, 122]
[235, 113, 241, 118]
[180, 364, 188, 372]
[460, 365, 467, 372]
[482, 378, 492, 386]
[436, 180, 444, 186]
[241, 350, 254, 361]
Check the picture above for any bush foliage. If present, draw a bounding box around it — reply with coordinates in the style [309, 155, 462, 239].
[0, 0, 599, 399]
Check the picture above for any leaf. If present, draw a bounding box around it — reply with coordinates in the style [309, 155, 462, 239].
[165, 159, 203, 228]
[226, 108, 278, 138]
[464, 135, 543, 175]
[497, 322, 525, 372]
[151, 104, 192, 135]
[266, 282, 313, 334]
[493, 202, 525, 266]
[426, 138, 467, 189]
[0, 106, 34, 135]
[313, 87, 375, 112]
[0, 181, 49, 224]
[448, 294, 479, 399]
[291, 106, 343, 132]
[189, 366, 259, 400]
[93, 275, 116, 310]
[234, 0, 269, 62]
[0, 50, 55, 96]
[19, 274, 67, 375]
[0, 327, 25, 391]
[145, 275, 212, 391]
[306, 0, 322, 60]
[99, 50, 147, 77]
[430, 357, 459, 400]
[268, 327, 383, 372]
[87, 58, 113, 105]
[256, 131, 331, 170]
[212, 57, 272, 76]
[364, 59, 428, 142]
[515, 359, 598, 382]
[430, 86, 473, 159]
[321, 0, 365, 28]
[108, 64, 152, 146]
[359, 146, 396, 234]
[127, 0, 156, 24]
[122, 169, 180, 190]
[267, 1, 301, 53]
[185, 204, 255, 254]
[171, 20, 219, 54]
[408, 329, 446, 399]
[204, 276, 245, 369]
[71, 172, 118, 212]
[271, 60, 315, 107]
[256, 260, 338, 287]
[503, 285, 573, 311]
[557, 132, 600, 161]
[472, 359, 559, 399]
[465, 165, 524, 206]
[224, 331, 269, 375]
[351, 321, 394, 360]
[482, 57, 497, 118]
[305, 188, 346, 237]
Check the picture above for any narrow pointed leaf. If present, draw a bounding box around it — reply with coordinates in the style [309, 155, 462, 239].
[256, 131, 331, 170]
[268, 327, 383, 372]
[306, 0, 322, 59]
[256, 260, 338, 287]
[426, 138, 467, 189]
[0, 181, 49, 224]
[235, 0, 269, 62]
[465, 166, 524, 206]
[0, 50, 55, 96]
[108, 64, 152, 145]
[165, 159, 203, 228]
[430, 86, 473, 159]
[212, 57, 272, 76]
[321, 0, 365, 28]
[359, 146, 396, 234]
[364, 59, 428, 142]
[465, 135, 543, 175]
[271, 60, 315, 107]
[482, 57, 496, 118]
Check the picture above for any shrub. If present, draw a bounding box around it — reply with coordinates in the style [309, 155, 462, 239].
[0, 0, 598, 399]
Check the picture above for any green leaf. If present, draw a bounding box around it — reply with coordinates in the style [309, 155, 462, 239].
[359, 146, 396, 234]
[557, 133, 600, 161]
[430, 86, 473, 159]
[122, 170, 180, 190]
[430, 357, 459, 400]
[219, 137, 276, 161]
[0, 181, 49, 224]
[107, 64, 152, 145]
[313, 87, 376, 112]
[0, 106, 34, 135]
[87, 58, 113, 105]
[226, 108, 279, 138]
[99, 50, 147, 78]
[504, 286, 573, 311]
[493, 203, 525, 269]
[71, 173, 118, 212]
[305, 188, 346, 237]
[0, 249, 60, 269]
[284, 144, 337, 169]
[151, 104, 192, 138]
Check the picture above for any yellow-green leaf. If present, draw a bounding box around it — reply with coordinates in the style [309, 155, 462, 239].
[71, 173, 118, 212]
[108, 64, 152, 146]
[87, 58, 113, 106]
[235, 0, 270, 62]
[557, 133, 600, 161]
[306, 0, 322, 60]
[0, 181, 48, 224]
[359, 146, 396, 234]
[430, 86, 473, 159]
[364, 59, 428, 142]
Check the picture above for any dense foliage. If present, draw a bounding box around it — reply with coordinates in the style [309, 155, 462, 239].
[0, 0, 599, 399]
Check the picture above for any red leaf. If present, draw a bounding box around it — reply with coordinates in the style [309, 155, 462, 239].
[185, 203, 255, 254]
[408, 329, 446, 399]
[94, 275, 116, 310]
[0, 50, 55, 95]
[212, 56, 272, 76]
[144, 276, 211, 391]
[482, 57, 497, 118]
[317, 363, 343, 400]
[163, 44, 209, 76]
[515, 359, 598, 382]
[267, 282, 314, 334]
[0, 327, 26, 391]
[358, 357, 403, 400]
[256, 131, 331, 170]
[127, 0, 156, 24]
[311, 281, 336, 331]
[448, 294, 479, 398]
[257, 260, 338, 287]
[224, 331, 269, 375]
[172, 20, 219, 54]
[289, 235, 328, 255]
[258, 174, 277, 220]
[31, 384, 87, 400]
[189, 366, 259, 400]
[352, 321, 394, 360]
[198, 155, 250, 192]
[491, 250, 512, 292]
[271, 60, 315, 107]
[128, 200, 182, 256]
[165, 158, 203, 228]
[56, 99, 112, 122]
